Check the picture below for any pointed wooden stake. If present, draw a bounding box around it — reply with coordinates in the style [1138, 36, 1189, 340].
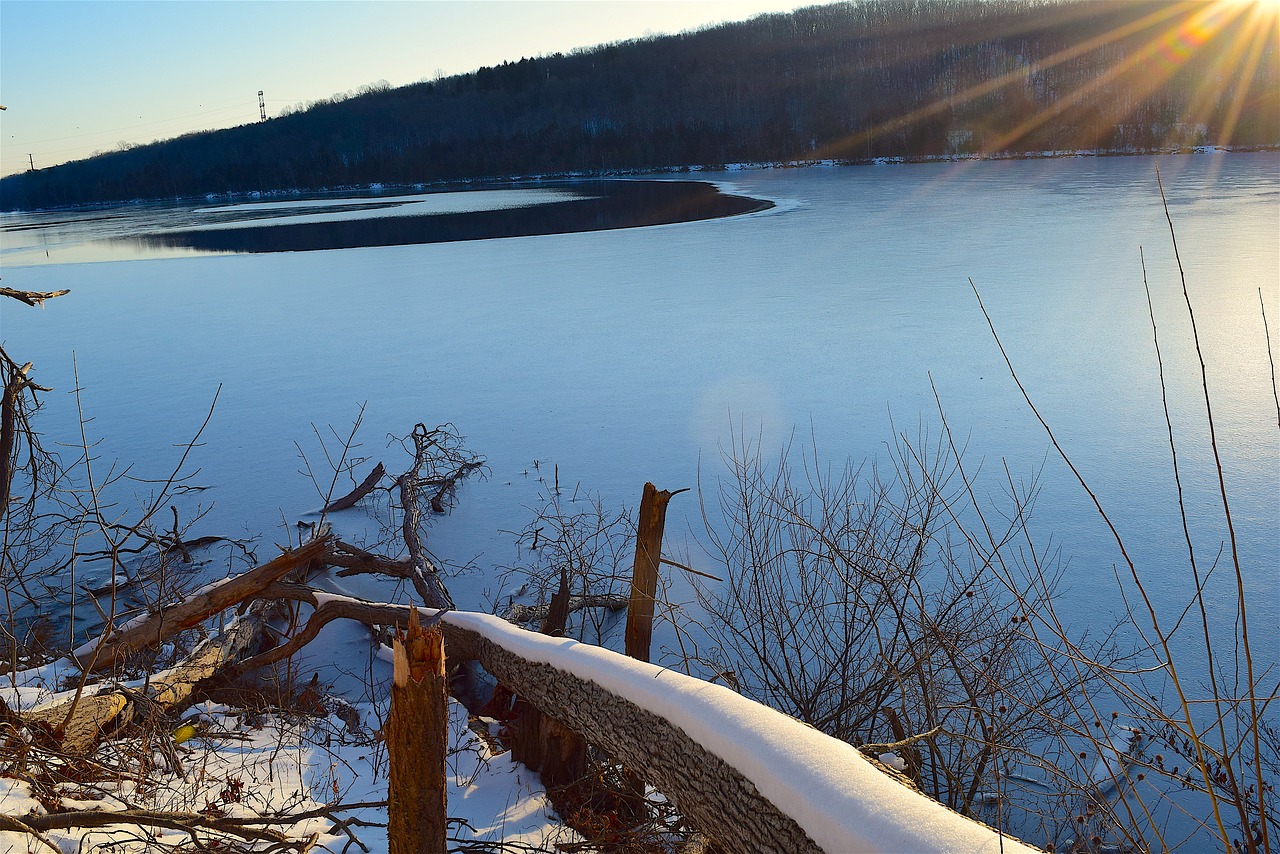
[625, 482, 679, 663]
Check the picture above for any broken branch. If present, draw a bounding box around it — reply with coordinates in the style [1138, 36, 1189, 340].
[0, 286, 71, 307]
[322, 462, 386, 514]
[71, 535, 330, 672]
[504, 593, 630, 625]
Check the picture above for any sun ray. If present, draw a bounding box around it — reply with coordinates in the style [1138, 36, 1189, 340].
[812, 1, 1196, 160]
[1213, 0, 1279, 147]
[809, 0, 1273, 163]
[981, 1, 1252, 153]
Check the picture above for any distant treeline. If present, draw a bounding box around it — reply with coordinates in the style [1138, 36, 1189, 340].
[3, 0, 1276, 209]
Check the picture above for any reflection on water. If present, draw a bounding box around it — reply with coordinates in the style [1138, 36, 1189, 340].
[0, 180, 770, 265]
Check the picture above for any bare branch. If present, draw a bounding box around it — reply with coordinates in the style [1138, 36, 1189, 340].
[0, 286, 70, 307]
[503, 593, 630, 625]
[323, 461, 385, 513]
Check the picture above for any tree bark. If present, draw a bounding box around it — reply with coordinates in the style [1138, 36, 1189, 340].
[387, 609, 448, 854]
[503, 593, 629, 627]
[443, 617, 823, 853]
[0, 362, 23, 517]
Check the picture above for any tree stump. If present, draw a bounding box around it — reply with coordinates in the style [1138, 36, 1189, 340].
[388, 609, 447, 854]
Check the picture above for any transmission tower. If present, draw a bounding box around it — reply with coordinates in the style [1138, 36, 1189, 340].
[258, 90, 267, 122]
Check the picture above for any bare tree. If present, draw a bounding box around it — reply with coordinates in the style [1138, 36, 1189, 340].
[691, 426, 1096, 834]
[496, 480, 633, 644]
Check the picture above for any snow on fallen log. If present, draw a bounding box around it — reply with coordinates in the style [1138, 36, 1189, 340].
[439, 609, 1042, 854]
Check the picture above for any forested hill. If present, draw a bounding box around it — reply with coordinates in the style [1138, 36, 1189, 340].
[4, 0, 1276, 209]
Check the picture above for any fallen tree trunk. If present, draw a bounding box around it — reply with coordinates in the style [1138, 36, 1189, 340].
[442, 616, 822, 853]
[25, 610, 267, 755]
[70, 536, 330, 673]
[219, 597, 1041, 854]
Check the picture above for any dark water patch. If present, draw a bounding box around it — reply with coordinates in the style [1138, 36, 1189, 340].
[3, 212, 131, 233]
[136, 180, 771, 254]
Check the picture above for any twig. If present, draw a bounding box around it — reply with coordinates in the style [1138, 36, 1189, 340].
[660, 556, 722, 582]
[859, 725, 945, 755]
[970, 273, 1228, 843]
[0, 813, 62, 853]
[1260, 287, 1280, 429]
[1157, 168, 1264, 853]
[6, 808, 307, 847]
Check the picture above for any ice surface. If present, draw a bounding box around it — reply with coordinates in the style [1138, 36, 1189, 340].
[5, 158, 1272, 657]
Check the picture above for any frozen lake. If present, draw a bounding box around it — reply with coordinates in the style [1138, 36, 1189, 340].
[1, 154, 1277, 665]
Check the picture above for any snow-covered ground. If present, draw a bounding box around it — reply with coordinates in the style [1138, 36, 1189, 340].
[0, 691, 578, 853]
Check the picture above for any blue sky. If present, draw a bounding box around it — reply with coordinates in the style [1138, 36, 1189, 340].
[0, 0, 813, 177]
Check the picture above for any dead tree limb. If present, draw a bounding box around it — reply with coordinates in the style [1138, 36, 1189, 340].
[24, 610, 267, 754]
[323, 462, 386, 513]
[327, 539, 416, 580]
[225, 585, 406, 680]
[390, 423, 485, 609]
[0, 802, 389, 852]
[0, 814, 61, 853]
[71, 536, 330, 672]
[397, 457, 454, 610]
[0, 360, 26, 516]
[0, 286, 70, 307]
[503, 593, 630, 626]
[0, 355, 50, 516]
[625, 483, 684, 663]
[424, 458, 486, 514]
[2, 808, 315, 849]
